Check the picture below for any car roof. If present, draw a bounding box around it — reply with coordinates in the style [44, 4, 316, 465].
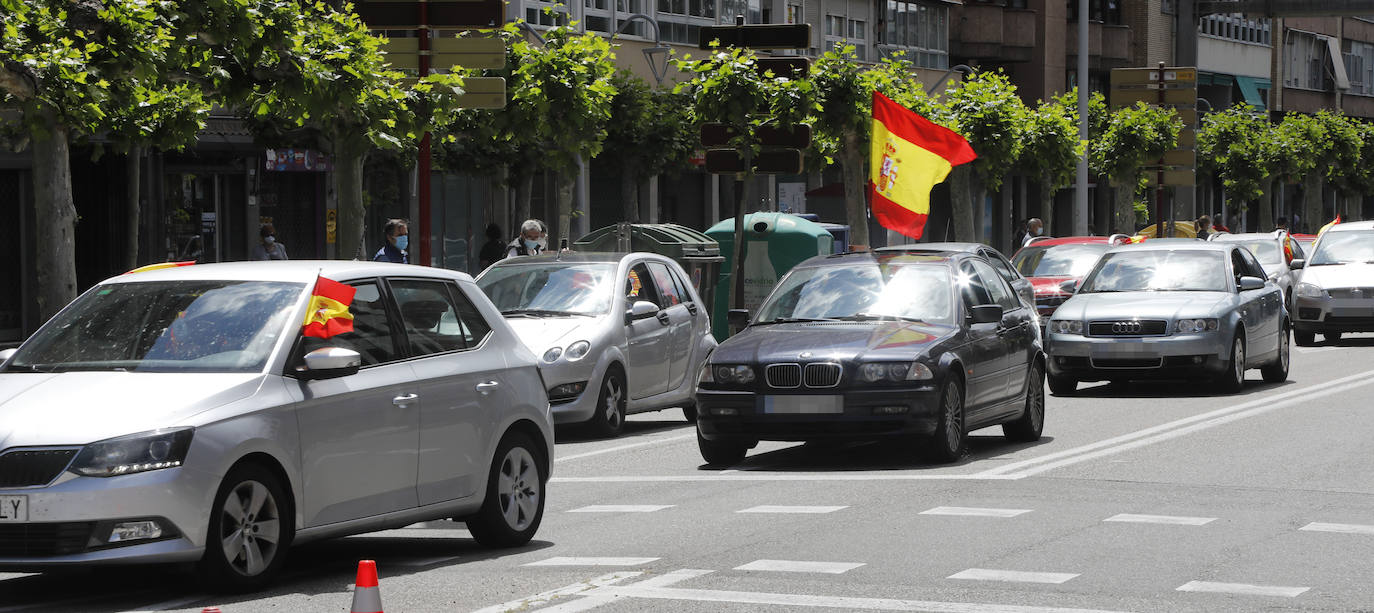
[1108, 239, 1231, 253]
[488, 252, 663, 265]
[104, 260, 472, 286]
[796, 250, 968, 269]
[876, 242, 983, 254]
[1209, 232, 1283, 242]
[1325, 220, 1374, 233]
[1022, 236, 1115, 247]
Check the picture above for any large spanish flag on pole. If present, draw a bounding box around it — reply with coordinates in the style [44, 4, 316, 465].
[302, 276, 356, 339]
[868, 91, 977, 240]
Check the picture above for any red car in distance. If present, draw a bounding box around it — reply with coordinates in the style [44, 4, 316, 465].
[1011, 236, 1130, 325]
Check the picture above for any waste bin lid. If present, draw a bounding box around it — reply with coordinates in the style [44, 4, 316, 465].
[574, 223, 720, 256]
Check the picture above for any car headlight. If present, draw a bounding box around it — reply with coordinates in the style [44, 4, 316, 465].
[70, 428, 194, 478]
[1049, 320, 1083, 335]
[542, 347, 563, 363]
[564, 341, 591, 361]
[858, 362, 933, 382]
[1296, 282, 1326, 298]
[698, 362, 714, 383]
[710, 364, 755, 384]
[1175, 318, 1219, 334]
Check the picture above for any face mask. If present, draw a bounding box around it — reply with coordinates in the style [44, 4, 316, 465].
[524, 239, 539, 250]
[1033, 227, 1043, 236]
[395, 235, 409, 251]
[264, 235, 275, 245]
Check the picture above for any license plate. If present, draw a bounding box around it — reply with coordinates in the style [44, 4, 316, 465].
[0, 496, 27, 522]
[763, 395, 844, 414]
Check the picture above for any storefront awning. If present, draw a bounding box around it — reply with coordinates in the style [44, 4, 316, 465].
[1236, 76, 1267, 110]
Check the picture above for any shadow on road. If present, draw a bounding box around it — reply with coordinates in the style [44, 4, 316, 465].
[1058, 378, 1297, 399]
[697, 435, 1056, 473]
[555, 411, 693, 443]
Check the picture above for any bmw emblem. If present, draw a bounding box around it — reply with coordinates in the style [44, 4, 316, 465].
[799, 351, 814, 359]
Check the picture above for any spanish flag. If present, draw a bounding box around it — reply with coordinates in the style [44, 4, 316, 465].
[868, 91, 977, 239]
[1317, 215, 1341, 238]
[302, 276, 356, 339]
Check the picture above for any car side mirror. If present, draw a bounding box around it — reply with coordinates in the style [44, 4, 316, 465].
[0, 348, 15, 364]
[625, 300, 659, 324]
[299, 347, 361, 380]
[969, 304, 1004, 325]
[1059, 279, 1078, 294]
[1238, 276, 1265, 291]
[728, 309, 751, 328]
[1289, 258, 1306, 270]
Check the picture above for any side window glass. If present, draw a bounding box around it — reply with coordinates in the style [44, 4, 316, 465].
[300, 280, 396, 366]
[391, 279, 467, 356]
[974, 261, 1018, 311]
[1240, 249, 1266, 279]
[626, 263, 662, 306]
[958, 263, 994, 308]
[669, 265, 695, 304]
[1230, 250, 1247, 282]
[449, 282, 493, 347]
[984, 250, 1018, 282]
[648, 262, 683, 308]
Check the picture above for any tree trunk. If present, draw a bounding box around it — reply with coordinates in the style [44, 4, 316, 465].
[840, 133, 869, 248]
[730, 174, 747, 311]
[514, 170, 533, 225]
[1258, 177, 1275, 232]
[32, 123, 78, 322]
[621, 167, 640, 223]
[949, 165, 975, 242]
[1111, 180, 1135, 235]
[333, 141, 367, 260]
[554, 170, 575, 251]
[1040, 174, 1055, 237]
[124, 146, 143, 270]
[1301, 172, 1322, 233]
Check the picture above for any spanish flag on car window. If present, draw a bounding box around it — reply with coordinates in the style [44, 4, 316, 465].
[868, 91, 977, 240]
[302, 277, 356, 339]
[1317, 215, 1341, 239]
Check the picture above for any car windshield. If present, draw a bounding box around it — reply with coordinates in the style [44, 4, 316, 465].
[755, 260, 954, 324]
[3, 280, 303, 373]
[1310, 232, 1374, 265]
[1012, 244, 1110, 278]
[1080, 250, 1228, 293]
[1230, 240, 1282, 266]
[477, 263, 616, 316]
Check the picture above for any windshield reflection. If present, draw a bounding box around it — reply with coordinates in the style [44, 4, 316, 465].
[755, 260, 954, 324]
[477, 263, 616, 316]
[1080, 250, 1227, 293]
[1311, 232, 1374, 266]
[1013, 244, 1111, 277]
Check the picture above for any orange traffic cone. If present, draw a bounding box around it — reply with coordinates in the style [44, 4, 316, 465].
[202, 609, 222, 613]
[350, 560, 384, 613]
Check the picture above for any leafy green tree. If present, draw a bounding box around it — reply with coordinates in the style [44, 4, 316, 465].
[1197, 105, 1275, 229]
[600, 70, 696, 223]
[809, 44, 870, 246]
[1089, 102, 1181, 234]
[1273, 111, 1360, 232]
[1017, 97, 1083, 236]
[942, 71, 1027, 242]
[1316, 111, 1366, 225]
[1331, 120, 1374, 222]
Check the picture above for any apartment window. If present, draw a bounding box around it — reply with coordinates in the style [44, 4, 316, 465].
[660, 0, 718, 45]
[1200, 14, 1271, 46]
[825, 15, 844, 36]
[879, 0, 948, 69]
[585, 0, 611, 33]
[525, 1, 569, 27]
[1068, 0, 1121, 25]
[719, 0, 760, 23]
[822, 17, 867, 60]
[615, 0, 650, 37]
[1346, 41, 1374, 95]
[1284, 31, 1329, 91]
[786, 3, 803, 24]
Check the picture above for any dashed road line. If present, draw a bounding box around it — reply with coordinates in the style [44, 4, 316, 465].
[555, 433, 695, 463]
[551, 474, 1017, 483]
[1103, 513, 1216, 526]
[531, 569, 713, 613]
[948, 569, 1080, 585]
[734, 559, 865, 574]
[919, 506, 1032, 518]
[1176, 581, 1309, 598]
[524, 557, 661, 567]
[469, 571, 643, 613]
[1299, 522, 1374, 535]
[568, 504, 674, 513]
[737, 505, 848, 514]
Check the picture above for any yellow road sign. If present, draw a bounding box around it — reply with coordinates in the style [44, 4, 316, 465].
[1110, 88, 1199, 106]
[1144, 169, 1197, 187]
[1111, 67, 1198, 85]
[454, 76, 505, 109]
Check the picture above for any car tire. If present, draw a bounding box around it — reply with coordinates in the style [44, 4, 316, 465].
[588, 367, 627, 438]
[195, 463, 294, 593]
[925, 377, 967, 463]
[1004, 362, 1045, 442]
[1294, 329, 1315, 346]
[1047, 373, 1077, 395]
[1324, 331, 1343, 343]
[1216, 334, 1246, 394]
[697, 428, 748, 466]
[682, 402, 698, 423]
[1261, 324, 1290, 383]
[465, 432, 546, 548]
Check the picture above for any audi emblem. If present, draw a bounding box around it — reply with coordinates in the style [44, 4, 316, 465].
[1354, 288, 1364, 298]
[1112, 321, 1143, 334]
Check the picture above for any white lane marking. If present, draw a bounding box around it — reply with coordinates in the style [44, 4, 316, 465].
[584, 583, 1131, 612]
[119, 596, 206, 613]
[534, 569, 714, 613]
[1176, 581, 1309, 597]
[1300, 522, 1374, 535]
[568, 504, 674, 513]
[737, 505, 848, 514]
[555, 433, 695, 463]
[920, 506, 1032, 518]
[735, 559, 865, 574]
[0, 590, 157, 613]
[1103, 513, 1216, 526]
[978, 368, 1374, 478]
[470, 571, 643, 613]
[948, 569, 1080, 584]
[398, 555, 463, 567]
[525, 556, 661, 567]
[553, 474, 1016, 483]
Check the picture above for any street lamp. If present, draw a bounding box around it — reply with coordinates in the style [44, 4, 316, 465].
[926, 64, 975, 95]
[515, 21, 547, 45]
[612, 13, 672, 85]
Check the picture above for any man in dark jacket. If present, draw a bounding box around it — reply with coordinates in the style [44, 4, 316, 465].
[373, 219, 409, 263]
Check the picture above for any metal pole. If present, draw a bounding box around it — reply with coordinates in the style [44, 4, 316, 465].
[1075, 0, 1089, 235]
[418, 7, 432, 266]
[1156, 62, 1166, 239]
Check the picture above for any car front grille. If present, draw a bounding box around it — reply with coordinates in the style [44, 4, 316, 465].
[1035, 294, 1067, 314]
[804, 363, 842, 388]
[0, 449, 78, 488]
[1090, 357, 1164, 369]
[1088, 320, 1167, 337]
[765, 364, 801, 388]
[0, 522, 96, 557]
[1324, 316, 1374, 326]
[1327, 287, 1374, 299]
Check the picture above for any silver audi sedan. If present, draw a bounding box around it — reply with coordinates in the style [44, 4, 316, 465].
[1045, 241, 1290, 394]
[0, 262, 554, 591]
[1291, 221, 1374, 345]
[477, 253, 717, 436]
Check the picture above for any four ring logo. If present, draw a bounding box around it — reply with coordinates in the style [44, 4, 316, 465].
[1112, 321, 1144, 334]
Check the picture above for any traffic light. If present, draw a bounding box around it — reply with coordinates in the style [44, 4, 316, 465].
[700, 124, 810, 175]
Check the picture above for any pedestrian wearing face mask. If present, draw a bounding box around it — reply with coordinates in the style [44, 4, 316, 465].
[250, 223, 288, 260]
[1021, 217, 1044, 247]
[373, 218, 409, 263]
[505, 219, 546, 259]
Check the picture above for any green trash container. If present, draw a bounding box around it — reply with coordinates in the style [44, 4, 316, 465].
[573, 222, 725, 316]
[706, 213, 834, 341]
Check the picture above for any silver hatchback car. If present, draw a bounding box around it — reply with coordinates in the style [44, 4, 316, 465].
[0, 262, 554, 591]
[1291, 221, 1374, 345]
[477, 253, 717, 436]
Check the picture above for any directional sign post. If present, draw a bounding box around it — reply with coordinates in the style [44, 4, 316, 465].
[1111, 63, 1199, 238]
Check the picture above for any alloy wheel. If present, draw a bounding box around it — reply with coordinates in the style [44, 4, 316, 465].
[496, 446, 541, 532]
[1233, 339, 1245, 385]
[1027, 368, 1044, 432]
[603, 377, 624, 429]
[943, 383, 963, 452]
[219, 480, 282, 577]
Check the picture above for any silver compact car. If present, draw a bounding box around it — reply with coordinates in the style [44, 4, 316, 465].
[477, 253, 717, 436]
[1045, 241, 1290, 394]
[1208, 231, 1305, 309]
[0, 262, 554, 591]
[1290, 221, 1374, 345]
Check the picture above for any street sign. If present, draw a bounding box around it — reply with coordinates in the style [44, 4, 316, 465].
[698, 24, 810, 50]
[704, 149, 803, 174]
[356, 0, 504, 28]
[1111, 67, 1198, 85]
[700, 124, 812, 149]
[756, 57, 810, 79]
[1110, 88, 1198, 106]
[380, 35, 505, 70]
[1145, 170, 1197, 187]
[453, 76, 506, 109]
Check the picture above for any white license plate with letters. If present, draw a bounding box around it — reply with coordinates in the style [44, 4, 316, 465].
[763, 395, 844, 414]
[0, 495, 27, 522]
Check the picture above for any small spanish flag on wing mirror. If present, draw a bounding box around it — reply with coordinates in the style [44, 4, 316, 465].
[868, 91, 977, 240]
[303, 277, 356, 339]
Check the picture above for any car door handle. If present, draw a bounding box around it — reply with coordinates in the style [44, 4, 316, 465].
[392, 393, 419, 407]
[476, 381, 500, 396]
